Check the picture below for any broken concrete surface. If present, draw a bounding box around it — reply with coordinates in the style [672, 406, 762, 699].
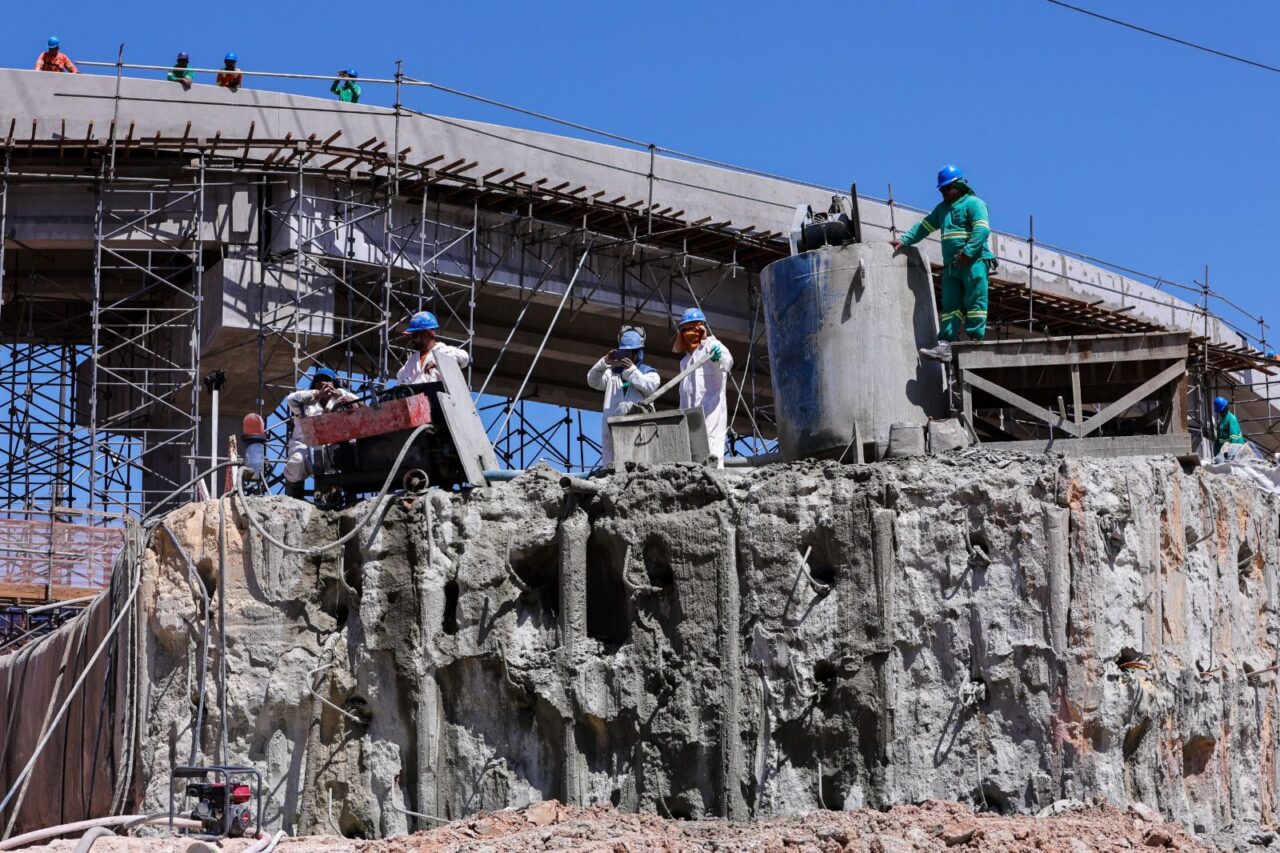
[5, 453, 1278, 849]
[12, 799, 1218, 852]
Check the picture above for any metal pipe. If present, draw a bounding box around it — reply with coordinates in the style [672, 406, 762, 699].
[208, 385, 219, 499]
[481, 469, 522, 482]
[559, 476, 603, 496]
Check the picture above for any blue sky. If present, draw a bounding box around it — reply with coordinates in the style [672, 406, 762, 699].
[4, 0, 1274, 340]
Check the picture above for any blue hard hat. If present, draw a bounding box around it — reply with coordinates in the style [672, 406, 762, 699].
[679, 307, 707, 327]
[937, 164, 964, 189]
[177, 52, 190, 62]
[309, 367, 338, 388]
[225, 52, 238, 62]
[47, 36, 60, 49]
[1268, 350, 1277, 358]
[404, 311, 440, 334]
[1214, 396, 1229, 414]
[347, 68, 359, 78]
[619, 328, 645, 349]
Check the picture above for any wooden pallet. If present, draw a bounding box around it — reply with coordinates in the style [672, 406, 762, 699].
[0, 582, 102, 607]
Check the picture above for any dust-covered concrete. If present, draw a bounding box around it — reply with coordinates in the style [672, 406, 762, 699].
[128, 453, 1280, 848]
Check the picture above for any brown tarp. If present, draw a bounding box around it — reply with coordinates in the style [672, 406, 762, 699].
[0, 575, 135, 835]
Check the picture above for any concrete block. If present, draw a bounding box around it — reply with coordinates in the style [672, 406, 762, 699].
[607, 408, 711, 471]
[927, 419, 970, 454]
[885, 422, 925, 458]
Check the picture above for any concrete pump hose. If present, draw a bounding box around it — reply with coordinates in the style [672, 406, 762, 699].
[251, 829, 287, 853]
[71, 826, 114, 853]
[0, 816, 205, 851]
[234, 423, 430, 556]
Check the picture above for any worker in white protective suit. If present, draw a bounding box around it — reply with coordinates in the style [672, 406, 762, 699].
[674, 307, 734, 467]
[283, 367, 360, 498]
[396, 310, 471, 385]
[587, 326, 661, 467]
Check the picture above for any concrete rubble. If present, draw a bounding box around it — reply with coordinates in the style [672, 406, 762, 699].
[40, 452, 1280, 847]
[11, 799, 1218, 852]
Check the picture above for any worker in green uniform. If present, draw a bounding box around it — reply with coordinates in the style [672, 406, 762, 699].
[167, 52, 194, 91]
[892, 164, 994, 363]
[331, 68, 361, 103]
[1213, 395, 1246, 456]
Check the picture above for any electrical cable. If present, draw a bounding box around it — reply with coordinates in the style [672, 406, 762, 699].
[1043, 0, 1280, 75]
[233, 423, 430, 556]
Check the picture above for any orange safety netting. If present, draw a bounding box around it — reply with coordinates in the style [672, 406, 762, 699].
[0, 517, 122, 589]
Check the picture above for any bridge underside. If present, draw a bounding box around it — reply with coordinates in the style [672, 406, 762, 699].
[1, 70, 1276, 518]
[0, 141, 783, 516]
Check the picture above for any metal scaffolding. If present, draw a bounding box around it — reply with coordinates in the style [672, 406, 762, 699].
[0, 58, 1276, 600]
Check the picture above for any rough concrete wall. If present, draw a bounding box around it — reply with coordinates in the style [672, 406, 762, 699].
[124, 455, 1278, 845]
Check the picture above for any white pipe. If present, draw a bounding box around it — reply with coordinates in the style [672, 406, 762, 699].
[0, 816, 204, 851]
[209, 388, 220, 499]
[23, 595, 99, 615]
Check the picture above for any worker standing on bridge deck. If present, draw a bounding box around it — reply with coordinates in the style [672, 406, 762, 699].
[331, 69, 361, 103]
[217, 53, 243, 92]
[284, 368, 360, 499]
[168, 52, 194, 91]
[892, 164, 993, 363]
[588, 326, 661, 467]
[396, 311, 471, 385]
[1213, 396, 1246, 457]
[675, 308, 734, 468]
[35, 37, 78, 73]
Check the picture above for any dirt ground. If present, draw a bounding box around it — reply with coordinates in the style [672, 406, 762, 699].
[18, 799, 1234, 853]
[362, 800, 1219, 852]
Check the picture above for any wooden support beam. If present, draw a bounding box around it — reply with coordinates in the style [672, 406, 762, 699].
[1078, 360, 1186, 437]
[962, 370, 1081, 438]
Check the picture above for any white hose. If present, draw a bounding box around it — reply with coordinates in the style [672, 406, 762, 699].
[70, 826, 113, 853]
[245, 829, 286, 853]
[0, 815, 204, 851]
[234, 423, 430, 556]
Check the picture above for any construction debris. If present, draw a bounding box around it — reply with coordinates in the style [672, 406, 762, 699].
[4, 799, 1217, 852]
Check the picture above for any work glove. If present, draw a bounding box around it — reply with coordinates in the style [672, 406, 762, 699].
[955, 253, 975, 269]
[710, 344, 722, 363]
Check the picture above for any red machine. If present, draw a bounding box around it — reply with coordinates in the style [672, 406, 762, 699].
[284, 356, 497, 501]
[297, 394, 433, 446]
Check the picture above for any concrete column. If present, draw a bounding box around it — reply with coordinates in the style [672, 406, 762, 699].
[557, 509, 589, 805]
[413, 500, 441, 831]
[871, 508, 898, 773]
[760, 242, 946, 458]
[715, 518, 747, 819]
[1043, 506, 1071, 657]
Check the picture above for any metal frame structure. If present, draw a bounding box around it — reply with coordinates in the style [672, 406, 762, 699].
[0, 60, 1277, 599]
